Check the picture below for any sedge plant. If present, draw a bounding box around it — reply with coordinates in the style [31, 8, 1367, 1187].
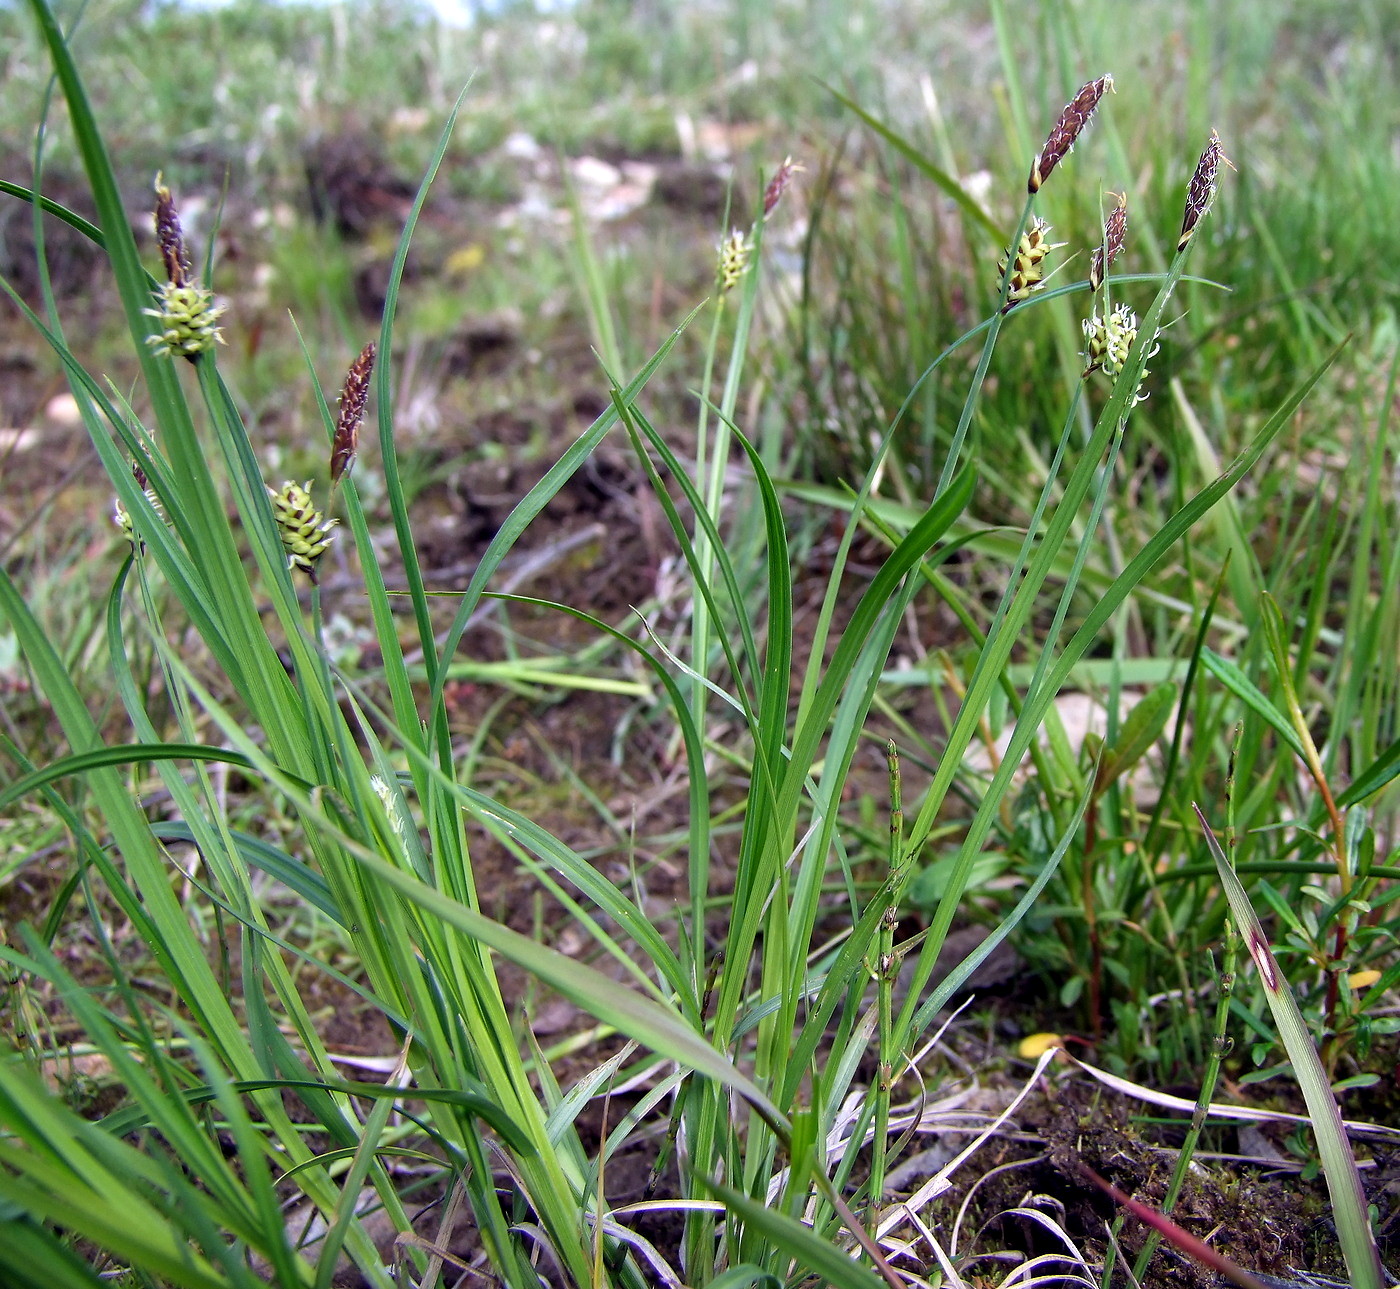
[0, 7, 1376, 1287]
[795, 15, 1400, 1087]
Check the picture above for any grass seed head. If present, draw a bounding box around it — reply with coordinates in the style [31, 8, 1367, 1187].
[113, 462, 164, 554]
[369, 774, 410, 860]
[270, 479, 337, 582]
[144, 280, 226, 360]
[762, 155, 803, 219]
[997, 216, 1064, 310]
[148, 173, 224, 359]
[1082, 302, 1138, 377]
[331, 342, 376, 484]
[152, 172, 192, 288]
[718, 228, 752, 294]
[1089, 191, 1128, 292]
[1029, 74, 1113, 193]
[1178, 129, 1232, 251]
[113, 496, 137, 549]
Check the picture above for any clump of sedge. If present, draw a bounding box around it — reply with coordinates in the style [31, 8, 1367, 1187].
[145, 174, 225, 360]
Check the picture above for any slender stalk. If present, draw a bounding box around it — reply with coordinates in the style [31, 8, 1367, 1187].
[866, 741, 904, 1219]
[1131, 929, 1239, 1286]
[1258, 592, 1355, 1059]
[935, 193, 1035, 497]
[1197, 804, 1384, 1289]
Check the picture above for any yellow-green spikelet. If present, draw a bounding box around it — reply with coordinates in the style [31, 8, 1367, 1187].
[113, 487, 165, 553]
[717, 228, 752, 294]
[997, 217, 1063, 309]
[1082, 303, 1138, 378]
[146, 281, 226, 359]
[270, 480, 336, 580]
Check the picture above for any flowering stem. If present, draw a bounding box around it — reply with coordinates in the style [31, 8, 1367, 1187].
[934, 192, 1035, 497]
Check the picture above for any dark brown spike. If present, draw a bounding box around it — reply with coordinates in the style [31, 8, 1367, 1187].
[152, 172, 191, 288]
[1178, 130, 1232, 251]
[1089, 191, 1128, 292]
[762, 155, 803, 219]
[330, 342, 376, 485]
[1029, 74, 1112, 194]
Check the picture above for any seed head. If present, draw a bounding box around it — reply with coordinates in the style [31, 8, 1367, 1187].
[331, 342, 376, 485]
[153, 172, 192, 289]
[145, 281, 226, 360]
[113, 497, 136, 548]
[1082, 303, 1138, 377]
[1083, 304, 1160, 403]
[1089, 192, 1128, 293]
[270, 479, 337, 582]
[718, 228, 752, 294]
[369, 773, 410, 860]
[997, 217, 1065, 311]
[1029, 74, 1113, 194]
[113, 461, 165, 554]
[1178, 129, 1232, 252]
[762, 155, 804, 219]
[148, 174, 225, 360]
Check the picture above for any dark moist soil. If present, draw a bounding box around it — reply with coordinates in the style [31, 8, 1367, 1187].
[953, 1082, 1325, 1288]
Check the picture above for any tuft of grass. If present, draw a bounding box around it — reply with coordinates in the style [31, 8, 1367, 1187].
[781, 0, 1400, 1087]
[1, 3, 1397, 1288]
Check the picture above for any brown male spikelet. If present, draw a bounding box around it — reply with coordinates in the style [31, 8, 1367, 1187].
[1089, 192, 1128, 292]
[330, 342, 376, 485]
[1029, 74, 1112, 194]
[762, 156, 803, 219]
[153, 173, 192, 288]
[1178, 130, 1232, 251]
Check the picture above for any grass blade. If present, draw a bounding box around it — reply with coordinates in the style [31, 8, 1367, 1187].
[821, 81, 1007, 245]
[702, 1181, 888, 1289]
[1194, 805, 1382, 1289]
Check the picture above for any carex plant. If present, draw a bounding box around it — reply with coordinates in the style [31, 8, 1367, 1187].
[0, 5, 1364, 1285]
[807, 53, 1398, 1088]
